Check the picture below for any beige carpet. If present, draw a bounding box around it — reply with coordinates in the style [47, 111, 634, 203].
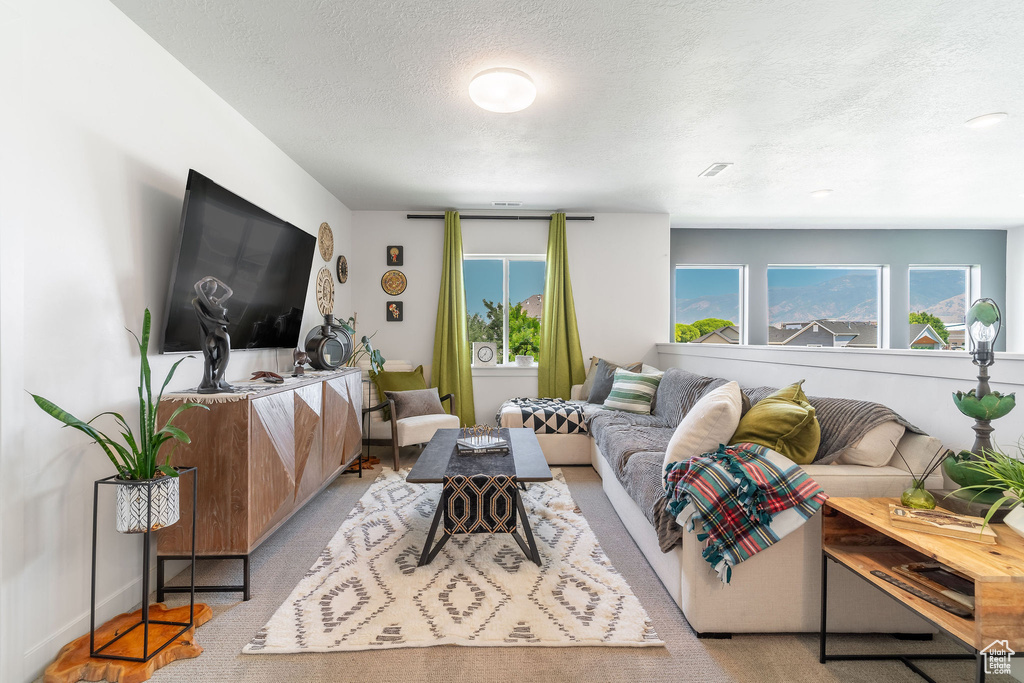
[136, 449, 1011, 683]
[245, 468, 662, 652]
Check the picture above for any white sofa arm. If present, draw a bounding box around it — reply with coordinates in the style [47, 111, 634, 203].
[570, 384, 585, 400]
[888, 433, 946, 475]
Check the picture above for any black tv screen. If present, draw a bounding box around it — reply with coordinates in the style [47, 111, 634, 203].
[160, 170, 316, 353]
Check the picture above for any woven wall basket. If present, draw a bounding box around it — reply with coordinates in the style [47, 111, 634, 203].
[114, 476, 180, 534]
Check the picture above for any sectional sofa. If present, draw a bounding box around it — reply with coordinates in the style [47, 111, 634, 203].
[522, 367, 944, 635]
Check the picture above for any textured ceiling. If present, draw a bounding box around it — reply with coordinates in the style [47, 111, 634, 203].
[111, 0, 1024, 227]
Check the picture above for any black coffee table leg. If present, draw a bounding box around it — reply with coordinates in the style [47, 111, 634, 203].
[512, 490, 542, 566]
[419, 491, 450, 566]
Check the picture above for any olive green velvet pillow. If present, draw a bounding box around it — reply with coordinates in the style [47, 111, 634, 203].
[730, 380, 821, 465]
[371, 365, 428, 420]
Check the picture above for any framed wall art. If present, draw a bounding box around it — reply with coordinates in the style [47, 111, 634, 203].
[381, 269, 407, 295]
[386, 301, 403, 322]
[386, 245, 403, 266]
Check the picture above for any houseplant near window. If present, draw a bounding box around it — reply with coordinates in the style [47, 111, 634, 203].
[31, 309, 207, 533]
[956, 441, 1024, 539]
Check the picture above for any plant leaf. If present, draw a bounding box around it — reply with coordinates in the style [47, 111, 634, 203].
[157, 355, 194, 407]
[157, 464, 179, 478]
[155, 424, 190, 444]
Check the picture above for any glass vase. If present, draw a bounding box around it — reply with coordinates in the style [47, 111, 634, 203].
[900, 481, 936, 510]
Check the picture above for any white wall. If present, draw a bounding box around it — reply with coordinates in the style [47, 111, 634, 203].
[1008, 226, 1024, 352]
[0, 1, 352, 680]
[350, 211, 669, 422]
[656, 344, 1024, 453]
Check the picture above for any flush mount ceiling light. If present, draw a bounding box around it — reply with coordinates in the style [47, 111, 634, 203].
[964, 112, 1009, 128]
[469, 68, 536, 113]
[810, 189, 834, 198]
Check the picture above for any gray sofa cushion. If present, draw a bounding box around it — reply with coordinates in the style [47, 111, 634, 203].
[623, 451, 685, 550]
[742, 385, 923, 464]
[591, 415, 675, 477]
[587, 359, 643, 404]
[651, 368, 729, 427]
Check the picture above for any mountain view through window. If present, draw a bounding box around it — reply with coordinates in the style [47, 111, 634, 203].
[909, 266, 968, 349]
[767, 267, 880, 347]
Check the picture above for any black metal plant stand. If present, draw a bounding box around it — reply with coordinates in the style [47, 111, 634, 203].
[90, 466, 197, 662]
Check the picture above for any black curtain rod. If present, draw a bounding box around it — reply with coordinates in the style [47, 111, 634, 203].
[406, 214, 595, 221]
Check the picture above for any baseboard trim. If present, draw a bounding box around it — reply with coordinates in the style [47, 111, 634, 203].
[23, 565, 158, 677]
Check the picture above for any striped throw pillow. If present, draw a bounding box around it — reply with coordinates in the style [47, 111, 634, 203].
[602, 368, 663, 414]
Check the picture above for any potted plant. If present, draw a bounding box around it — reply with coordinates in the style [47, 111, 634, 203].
[31, 309, 208, 533]
[339, 316, 385, 373]
[956, 440, 1024, 538]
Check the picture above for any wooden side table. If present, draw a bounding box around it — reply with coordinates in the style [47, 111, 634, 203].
[821, 497, 1024, 683]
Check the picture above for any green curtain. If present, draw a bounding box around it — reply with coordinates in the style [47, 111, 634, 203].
[431, 210, 476, 426]
[538, 213, 587, 398]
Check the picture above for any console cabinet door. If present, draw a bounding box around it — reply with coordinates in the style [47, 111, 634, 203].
[248, 391, 297, 546]
[323, 372, 363, 477]
[293, 382, 324, 504]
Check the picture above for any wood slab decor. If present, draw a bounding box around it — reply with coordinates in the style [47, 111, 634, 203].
[43, 603, 212, 683]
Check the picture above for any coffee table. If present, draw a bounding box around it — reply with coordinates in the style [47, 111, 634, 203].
[407, 428, 552, 567]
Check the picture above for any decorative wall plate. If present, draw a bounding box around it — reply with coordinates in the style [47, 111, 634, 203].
[336, 255, 349, 283]
[318, 222, 334, 261]
[316, 267, 334, 316]
[381, 269, 407, 296]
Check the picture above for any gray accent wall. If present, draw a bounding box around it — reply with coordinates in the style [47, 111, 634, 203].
[670, 229, 1007, 349]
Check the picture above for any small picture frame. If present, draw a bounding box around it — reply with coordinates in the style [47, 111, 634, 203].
[386, 245, 403, 266]
[386, 301, 403, 322]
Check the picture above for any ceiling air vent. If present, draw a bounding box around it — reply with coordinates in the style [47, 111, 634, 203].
[699, 163, 733, 178]
[491, 201, 523, 208]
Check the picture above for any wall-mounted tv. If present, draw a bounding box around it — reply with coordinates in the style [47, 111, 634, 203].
[160, 170, 316, 353]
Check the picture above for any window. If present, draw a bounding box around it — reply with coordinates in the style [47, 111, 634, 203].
[909, 266, 971, 350]
[767, 266, 882, 348]
[674, 266, 744, 343]
[464, 255, 545, 364]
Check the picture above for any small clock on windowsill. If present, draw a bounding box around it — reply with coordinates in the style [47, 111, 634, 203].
[472, 342, 497, 367]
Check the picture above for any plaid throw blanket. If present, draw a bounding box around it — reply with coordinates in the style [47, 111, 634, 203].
[664, 443, 828, 583]
[496, 398, 588, 435]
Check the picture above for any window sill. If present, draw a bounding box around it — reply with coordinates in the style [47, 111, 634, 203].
[471, 364, 539, 377]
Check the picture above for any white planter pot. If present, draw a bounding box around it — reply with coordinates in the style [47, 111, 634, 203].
[115, 475, 180, 534]
[1004, 504, 1024, 539]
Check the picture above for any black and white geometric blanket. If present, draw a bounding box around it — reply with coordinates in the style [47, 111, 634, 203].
[496, 398, 588, 435]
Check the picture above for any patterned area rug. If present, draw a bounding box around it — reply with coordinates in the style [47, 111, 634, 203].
[244, 468, 663, 652]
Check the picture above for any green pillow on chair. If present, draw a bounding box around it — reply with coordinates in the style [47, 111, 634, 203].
[730, 380, 820, 464]
[371, 365, 427, 420]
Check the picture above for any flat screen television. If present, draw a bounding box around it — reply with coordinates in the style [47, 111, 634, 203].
[160, 170, 316, 353]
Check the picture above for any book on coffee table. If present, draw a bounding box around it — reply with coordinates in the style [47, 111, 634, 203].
[456, 435, 509, 455]
[888, 504, 997, 544]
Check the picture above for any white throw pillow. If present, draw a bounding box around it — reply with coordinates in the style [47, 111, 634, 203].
[832, 421, 906, 467]
[662, 381, 743, 473]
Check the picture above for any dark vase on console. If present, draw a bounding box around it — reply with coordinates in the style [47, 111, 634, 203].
[305, 314, 352, 370]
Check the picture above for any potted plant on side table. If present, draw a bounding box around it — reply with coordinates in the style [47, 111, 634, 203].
[957, 441, 1024, 539]
[31, 309, 208, 532]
